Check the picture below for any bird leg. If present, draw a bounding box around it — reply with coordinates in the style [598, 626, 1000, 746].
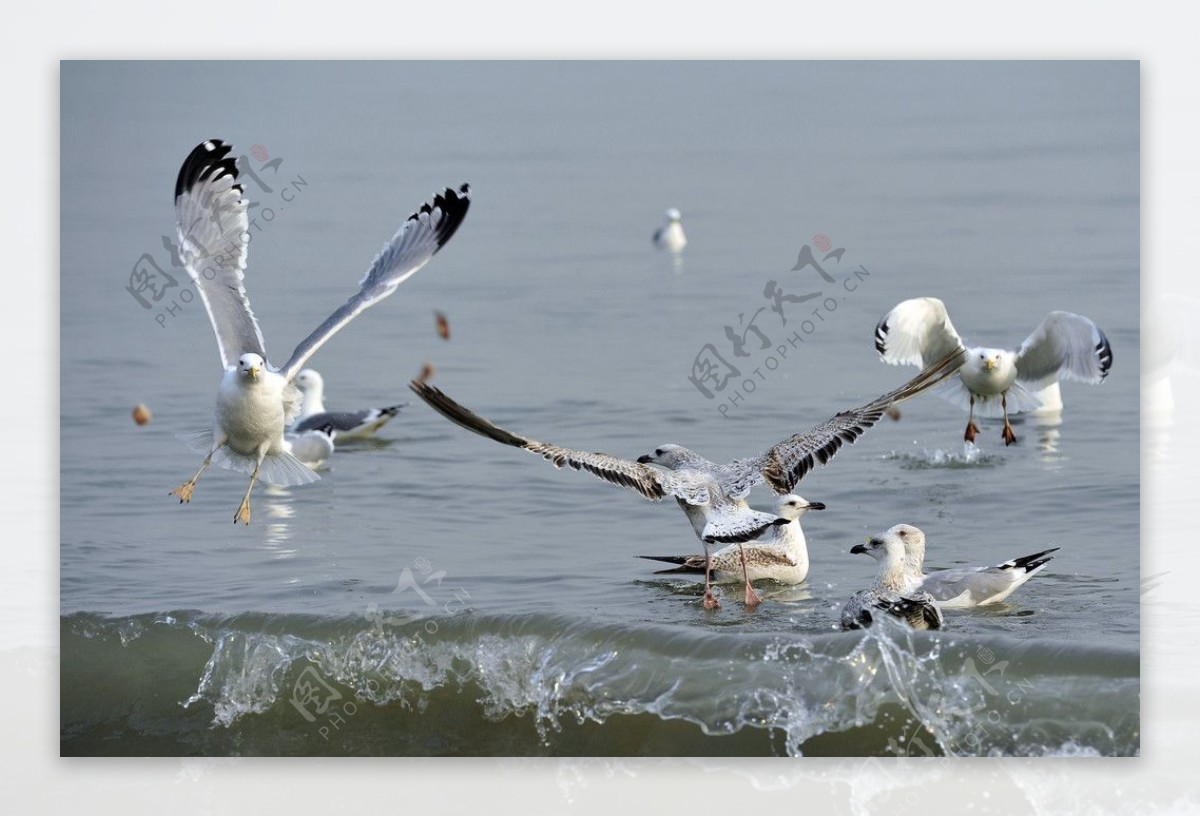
[234, 456, 264, 525]
[702, 542, 720, 610]
[964, 395, 980, 443]
[738, 544, 762, 609]
[170, 441, 226, 504]
[1001, 393, 1018, 446]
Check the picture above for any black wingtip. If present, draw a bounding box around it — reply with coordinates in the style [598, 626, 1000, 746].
[874, 318, 889, 356]
[1096, 331, 1114, 379]
[408, 184, 472, 250]
[175, 139, 239, 201]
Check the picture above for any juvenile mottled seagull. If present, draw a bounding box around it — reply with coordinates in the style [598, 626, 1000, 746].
[639, 495, 825, 606]
[885, 523, 1059, 608]
[653, 208, 687, 252]
[841, 528, 944, 631]
[290, 368, 407, 440]
[168, 139, 469, 523]
[874, 297, 1112, 445]
[409, 348, 963, 608]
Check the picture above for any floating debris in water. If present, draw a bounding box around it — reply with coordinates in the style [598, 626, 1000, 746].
[132, 403, 152, 426]
[435, 311, 451, 340]
[415, 362, 435, 385]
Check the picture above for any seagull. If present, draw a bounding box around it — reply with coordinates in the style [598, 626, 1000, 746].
[886, 523, 1059, 608]
[638, 495, 826, 606]
[652, 208, 687, 252]
[874, 297, 1113, 445]
[285, 422, 337, 469]
[408, 347, 964, 608]
[290, 368, 407, 440]
[168, 139, 470, 523]
[840, 528, 943, 631]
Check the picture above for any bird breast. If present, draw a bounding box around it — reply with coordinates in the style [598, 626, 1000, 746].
[960, 351, 1017, 397]
[216, 371, 288, 455]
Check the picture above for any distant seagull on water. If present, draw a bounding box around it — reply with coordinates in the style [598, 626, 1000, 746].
[653, 208, 687, 252]
[291, 368, 407, 441]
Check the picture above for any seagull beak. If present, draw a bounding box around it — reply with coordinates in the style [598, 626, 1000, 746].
[805, 502, 827, 511]
[636, 454, 653, 464]
[249, 366, 260, 380]
[984, 359, 996, 371]
[850, 543, 868, 555]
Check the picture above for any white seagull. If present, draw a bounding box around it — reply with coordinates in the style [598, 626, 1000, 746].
[874, 297, 1113, 445]
[285, 422, 338, 469]
[638, 494, 826, 606]
[885, 523, 1059, 608]
[290, 368, 407, 440]
[652, 208, 687, 252]
[841, 528, 943, 631]
[168, 139, 470, 523]
[408, 348, 963, 608]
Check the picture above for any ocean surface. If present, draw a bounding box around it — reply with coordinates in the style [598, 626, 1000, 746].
[60, 61, 1139, 756]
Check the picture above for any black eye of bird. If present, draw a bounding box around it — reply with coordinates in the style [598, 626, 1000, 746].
[655, 449, 663, 456]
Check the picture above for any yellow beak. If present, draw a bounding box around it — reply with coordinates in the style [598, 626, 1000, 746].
[984, 359, 996, 371]
[249, 366, 260, 380]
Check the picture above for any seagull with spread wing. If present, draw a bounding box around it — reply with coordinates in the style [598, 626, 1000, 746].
[167, 139, 470, 523]
[874, 297, 1112, 445]
[408, 348, 963, 608]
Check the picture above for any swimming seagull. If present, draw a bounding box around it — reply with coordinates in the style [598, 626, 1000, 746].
[638, 495, 825, 606]
[408, 347, 964, 608]
[840, 528, 943, 631]
[285, 422, 338, 469]
[874, 297, 1112, 445]
[168, 139, 470, 523]
[887, 523, 1059, 608]
[653, 208, 687, 252]
[290, 368, 407, 440]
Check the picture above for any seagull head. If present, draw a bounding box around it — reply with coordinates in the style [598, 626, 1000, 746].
[294, 368, 324, 394]
[885, 523, 926, 570]
[637, 444, 693, 468]
[975, 348, 1006, 373]
[238, 353, 266, 381]
[665, 208, 682, 222]
[776, 494, 826, 520]
[850, 530, 905, 564]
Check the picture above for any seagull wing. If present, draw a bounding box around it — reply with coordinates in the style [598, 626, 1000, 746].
[408, 380, 712, 505]
[1014, 311, 1113, 389]
[874, 297, 966, 368]
[279, 185, 470, 381]
[174, 140, 267, 369]
[730, 348, 966, 495]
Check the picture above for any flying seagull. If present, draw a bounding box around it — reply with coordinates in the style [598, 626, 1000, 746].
[874, 297, 1112, 445]
[168, 139, 469, 523]
[290, 368, 407, 440]
[841, 528, 944, 631]
[408, 347, 963, 608]
[886, 523, 1059, 608]
[639, 494, 825, 607]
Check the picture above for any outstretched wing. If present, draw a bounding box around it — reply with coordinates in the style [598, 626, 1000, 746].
[875, 297, 966, 368]
[174, 139, 267, 369]
[1014, 311, 1113, 389]
[731, 348, 966, 495]
[279, 185, 471, 381]
[408, 380, 713, 505]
